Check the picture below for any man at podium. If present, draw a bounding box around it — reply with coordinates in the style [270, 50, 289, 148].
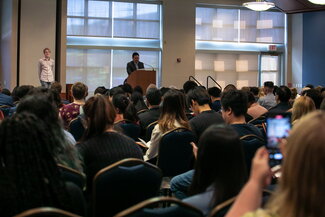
[126, 52, 144, 75]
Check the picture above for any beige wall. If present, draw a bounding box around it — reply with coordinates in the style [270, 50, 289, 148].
[19, 0, 56, 87]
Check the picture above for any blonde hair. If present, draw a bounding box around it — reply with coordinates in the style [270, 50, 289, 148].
[267, 111, 325, 217]
[292, 96, 316, 124]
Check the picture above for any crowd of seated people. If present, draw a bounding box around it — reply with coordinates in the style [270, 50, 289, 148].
[0, 80, 324, 217]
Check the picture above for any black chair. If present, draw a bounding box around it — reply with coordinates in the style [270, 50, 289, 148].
[57, 164, 86, 191]
[145, 121, 158, 142]
[13, 207, 80, 217]
[114, 197, 204, 217]
[240, 134, 266, 173]
[207, 196, 236, 217]
[93, 158, 163, 217]
[248, 115, 267, 138]
[119, 121, 142, 141]
[137, 109, 148, 115]
[157, 127, 195, 177]
[68, 117, 85, 142]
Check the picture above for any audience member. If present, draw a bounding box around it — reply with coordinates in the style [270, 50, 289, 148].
[113, 93, 139, 124]
[258, 81, 276, 110]
[208, 87, 222, 112]
[121, 83, 133, 98]
[130, 91, 148, 112]
[183, 80, 198, 94]
[226, 111, 325, 217]
[0, 83, 13, 106]
[247, 91, 268, 119]
[292, 96, 315, 125]
[187, 87, 224, 141]
[1, 88, 11, 96]
[138, 88, 162, 138]
[133, 85, 144, 96]
[60, 82, 88, 128]
[17, 92, 82, 171]
[7, 85, 34, 117]
[303, 88, 322, 109]
[182, 125, 247, 215]
[250, 87, 260, 101]
[0, 113, 85, 216]
[268, 86, 292, 113]
[94, 86, 109, 95]
[78, 95, 143, 194]
[109, 86, 125, 101]
[144, 89, 190, 161]
[224, 84, 237, 92]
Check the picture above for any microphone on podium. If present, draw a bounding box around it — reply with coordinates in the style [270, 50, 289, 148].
[144, 63, 155, 71]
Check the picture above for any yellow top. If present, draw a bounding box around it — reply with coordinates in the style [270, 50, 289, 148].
[242, 209, 278, 217]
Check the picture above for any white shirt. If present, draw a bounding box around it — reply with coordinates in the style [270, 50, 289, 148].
[38, 58, 55, 82]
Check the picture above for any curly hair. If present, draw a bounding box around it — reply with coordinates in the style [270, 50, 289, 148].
[0, 113, 72, 216]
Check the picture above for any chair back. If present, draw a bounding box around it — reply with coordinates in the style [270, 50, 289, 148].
[13, 207, 80, 217]
[137, 109, 148, 115]
[68, 117, 85, 142]
[119, 122, 142, 141]
[248, 115, 267, 138]
[157, 128, 195, 177]
[93, 158, 163, 217]
[57, 164, 86, 191]
[207, 197, 236, 217]
[240, 134, 265, 173]
[145, 121, 158, 141]
[114, 196, 204, 217]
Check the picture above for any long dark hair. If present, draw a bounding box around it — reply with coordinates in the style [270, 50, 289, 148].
[158, 89, 189, 132]
[83, 94, 116, 140]
[113, 94, 139, 123]
[0, 113, 72, 216]
[189, 125, 247, 207]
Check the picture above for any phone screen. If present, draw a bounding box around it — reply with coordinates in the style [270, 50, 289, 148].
[266, 113, 291, 167]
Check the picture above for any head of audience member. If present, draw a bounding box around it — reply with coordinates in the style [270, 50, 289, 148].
[187, 87, 211, 115]
[133, 85, 144, 96]
[83, 94, 116, 140]
[15, 85, 34, 102]
[305, 84, 314, 89]
[263, 81, 274, 95]
[158, 89, 189, 133]
[50, 81, 62, 94]
[71, 82, 88, 102]
[43, 47, 51, 59]
[146, 88, 161, 108]
[221, 90, 248, 124]
[303, 89, 322, 109]
[113, 93, 138, 123]
[250, 87, 259, 98]
[241, 86, 250, 92]
[189, 125, 247, 207]
[247, 91, 257, 107]
[292, 96, 316, 124]
[290, 88, 298, 100]
[109, 86, 125, 101]
[208, 87, 221, 102]
[132, 52, 140, 63]
[275, 86, 291, 103]
[266, 111, 325, 217]
[160, 87, 171, 98]
[94, 86, 108, 95]
[1, 88, 11, 96]
[224, 84, 237, 92]
[0, 112, 73, 216]
[183, 80, 198, 94]
[11, 86, 19, 102]
[27, 87, 61, 109]
[121, 83, 133, 97]
[130, 91, 147, 111]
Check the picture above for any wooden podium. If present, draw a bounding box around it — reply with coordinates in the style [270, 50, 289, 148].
[125, 69, 156, 91]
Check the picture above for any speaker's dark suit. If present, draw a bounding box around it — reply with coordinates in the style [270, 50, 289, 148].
[126, 61, 144, 75]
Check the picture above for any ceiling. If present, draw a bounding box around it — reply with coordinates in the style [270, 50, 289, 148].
[269, 0, 325, 13]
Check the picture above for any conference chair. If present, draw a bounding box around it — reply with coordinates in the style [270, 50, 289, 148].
[68, 117, 85, 142]
[136, 109, 148, 115]
[57, 164, 86, 191]
[248, 115, 267, 138]
[145, 121, 158, 141]
[240, 134, 266, 173]
[13, 207, 80, 217]
[115, 120, 142, 141]
[93, 158, 163, 217]
[114, 197, 204, 217]
[157, 127, 195, 177]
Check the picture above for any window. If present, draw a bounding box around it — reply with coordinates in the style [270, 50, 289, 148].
[260, 54, 280, 86]
[66, 0, 162, 90]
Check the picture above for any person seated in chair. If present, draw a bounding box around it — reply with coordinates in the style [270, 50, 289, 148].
[268, 85, 292, 113]
[187, 87, 224, 142]
[208, 87, 222, 112]
[258, 81, 276, 110]
[138, 88, 162, 139]
[0, 83, 13, 107]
